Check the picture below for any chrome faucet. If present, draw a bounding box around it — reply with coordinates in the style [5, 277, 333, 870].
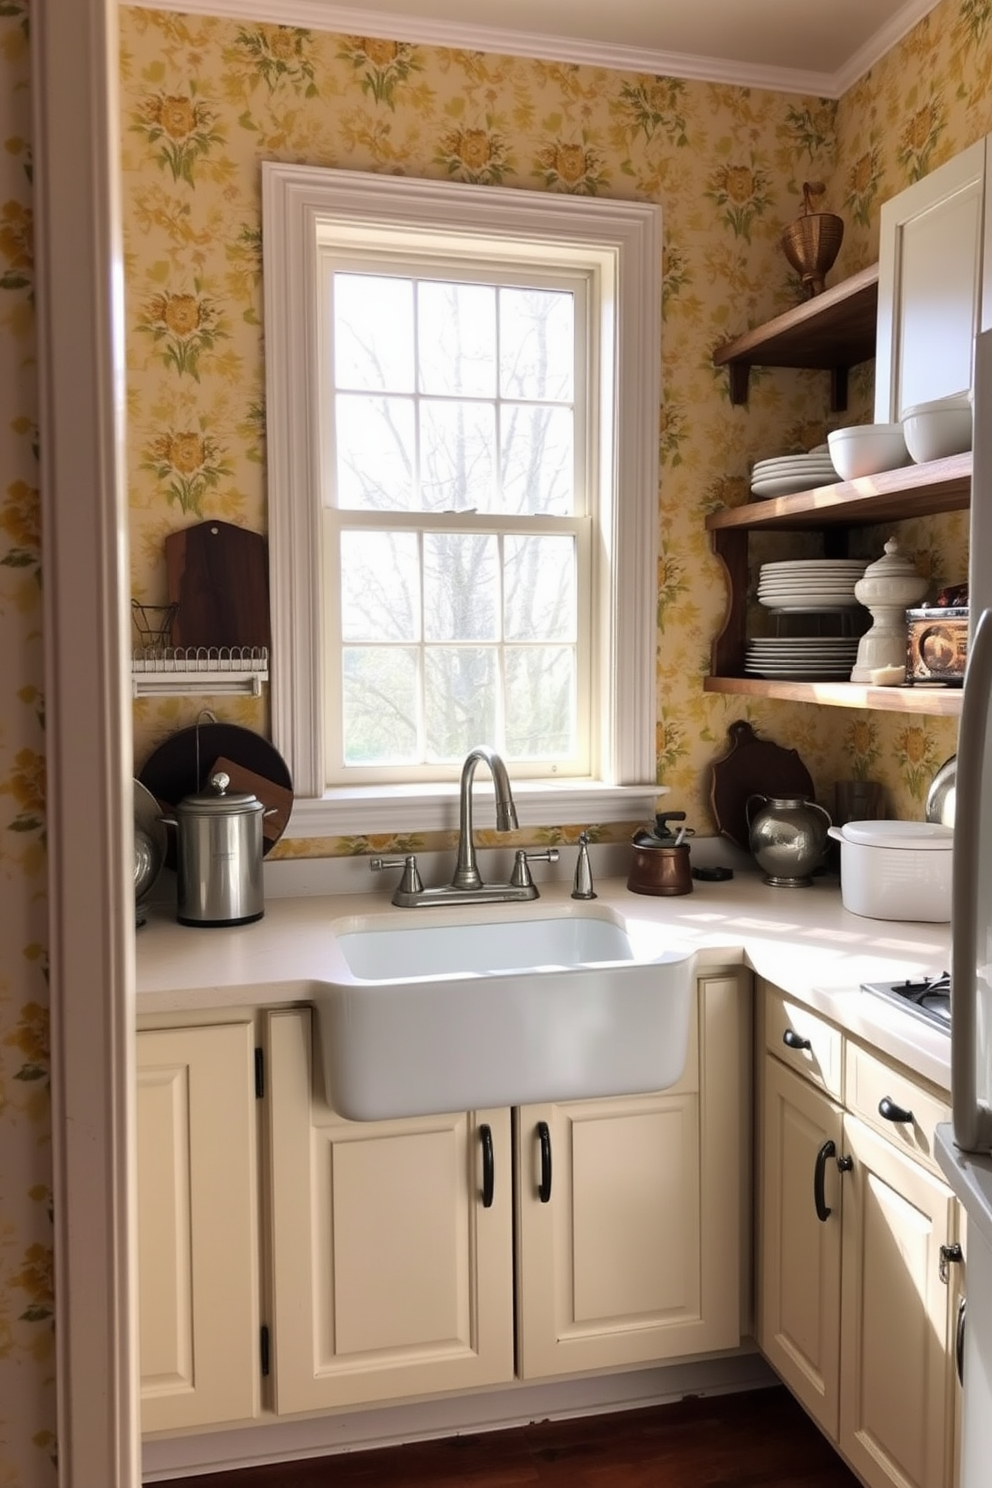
[370, 745, 558, 906]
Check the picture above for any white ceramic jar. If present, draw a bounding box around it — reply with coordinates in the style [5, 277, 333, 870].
[827, 819, 953, 921]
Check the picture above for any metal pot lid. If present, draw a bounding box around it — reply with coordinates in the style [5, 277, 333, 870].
[925, 755, 956, 828]
[837, 819, 953, 849]
[178, 770, 263, 815]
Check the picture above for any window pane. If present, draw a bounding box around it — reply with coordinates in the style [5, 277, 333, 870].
[340, 530, 420, 641]
[418, 281, 496, 397]
[336, 393, 415, 510]
[504, 534, 576, 641]
[420, 400, 495, 512]
[343, 647, 419, 764]
[333, 273, 414, 391]
[504, 647, 575, 759]
[500, 403, 574, 515]
[500, 288, 574, 401]
[424, 532, 498, 641]
[424, 648, 495, 761]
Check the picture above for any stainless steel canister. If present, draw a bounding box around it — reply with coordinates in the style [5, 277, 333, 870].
[167, 771, 265, 926]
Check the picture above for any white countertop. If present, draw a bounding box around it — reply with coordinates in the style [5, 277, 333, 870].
[136, 869, 954, 1092]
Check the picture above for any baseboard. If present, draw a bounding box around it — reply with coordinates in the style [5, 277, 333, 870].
[142, 1349, 775, 1480]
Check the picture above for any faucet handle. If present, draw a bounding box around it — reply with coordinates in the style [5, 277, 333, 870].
[510, 848, 559, 889]
[370, 854, 424, 895]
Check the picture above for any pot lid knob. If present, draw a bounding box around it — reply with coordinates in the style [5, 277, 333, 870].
[209, 770, 231, 795]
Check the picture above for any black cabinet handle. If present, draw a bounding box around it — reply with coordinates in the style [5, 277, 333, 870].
[480, 1123, 494, 1209]
[537, 1120, 552, 1203]
[783, 1028, 811, 1051]
[956, 1297, 966, 1386]
[814, 1138, 836, 1221]
[879, 1095, 914, 1124]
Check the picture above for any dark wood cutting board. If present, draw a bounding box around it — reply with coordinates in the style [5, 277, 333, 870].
[710, 720, 815, 851]
[165, 520, 270, 650]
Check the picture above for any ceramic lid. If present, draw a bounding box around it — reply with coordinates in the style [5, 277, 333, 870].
[838, 819, 953, 850]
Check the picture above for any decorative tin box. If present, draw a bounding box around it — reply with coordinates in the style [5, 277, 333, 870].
[906, 606, 968, 684]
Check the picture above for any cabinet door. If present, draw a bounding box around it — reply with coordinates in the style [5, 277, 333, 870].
[839, 1115, 959, 1488]
[136, 1021, 259, 1433]
[516, 974, 743, 1378]
[266, 1008, 514, 1414]
[875, 137, 990, 420]
[759, 1055, 844, 1437]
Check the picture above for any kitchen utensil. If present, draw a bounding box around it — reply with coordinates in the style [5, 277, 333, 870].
[926, 756, 957, 827]
[826, 422, 910, 480]
[710, 721, 815, 851]
[746, 794, 831, 886]
[165, 520, 270, 650]
[827, 819, 953, 921]
[163, 770, 266, 927]
[901, 394, 973, 462]
[834, 779, 884, 825]
[133, 778, 167, 924]
[626, 812, 694, 896]
[139, 721, 292, 868]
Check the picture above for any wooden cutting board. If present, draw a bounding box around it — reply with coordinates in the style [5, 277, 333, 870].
[165, 520, 270, 650]
[710, 720, 815, 851]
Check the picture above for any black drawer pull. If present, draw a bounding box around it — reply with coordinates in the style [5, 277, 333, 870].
[537, 1120, 552, 1203]
[480, 1123, 494, 1209]
[878, 1095, 914, 1124]
[783, 1028, 811, 1051]
[956, 1297, 966, 1386]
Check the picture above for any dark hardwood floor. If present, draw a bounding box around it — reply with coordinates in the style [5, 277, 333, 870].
[155, 1386, 861, 1487]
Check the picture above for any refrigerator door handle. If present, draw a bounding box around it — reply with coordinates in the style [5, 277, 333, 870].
[953, 605, 992, 1152]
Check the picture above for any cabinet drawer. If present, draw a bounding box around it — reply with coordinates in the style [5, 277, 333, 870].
[844, 1043, 950, 1177]
[763, 985, 843, 1100]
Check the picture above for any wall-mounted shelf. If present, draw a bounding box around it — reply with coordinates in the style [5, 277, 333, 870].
[131, 647, 269, 699]
[706, 454, 971, 717]
[712, 262, 879, 410]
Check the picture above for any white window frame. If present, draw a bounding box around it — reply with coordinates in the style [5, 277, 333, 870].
[262, 163, 662, 836]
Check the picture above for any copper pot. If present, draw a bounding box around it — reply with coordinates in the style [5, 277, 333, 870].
[627, 832, 693, 897]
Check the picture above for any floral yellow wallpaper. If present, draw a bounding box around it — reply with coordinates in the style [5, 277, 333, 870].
[0, 0, 57, 1482]
[119, 2, 982, 864]
[0, 1, 988, 1474]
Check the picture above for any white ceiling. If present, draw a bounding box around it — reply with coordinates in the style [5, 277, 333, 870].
[157, 0, 943, 96]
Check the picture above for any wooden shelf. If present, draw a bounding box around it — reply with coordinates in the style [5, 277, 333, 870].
[706, 452, 972, 533]
[713, 262, 879, 409]
[703, 675, 963, 717]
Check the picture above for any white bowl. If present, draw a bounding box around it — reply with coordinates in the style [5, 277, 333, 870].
[827, 423, 911, 481]
[901, 394, 973, 463]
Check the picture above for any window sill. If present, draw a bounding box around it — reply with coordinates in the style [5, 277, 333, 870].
[284, 782, 669, 839]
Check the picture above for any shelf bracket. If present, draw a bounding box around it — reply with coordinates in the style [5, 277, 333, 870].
[829, 366, 850, 413]
[727, 363, 751, 406]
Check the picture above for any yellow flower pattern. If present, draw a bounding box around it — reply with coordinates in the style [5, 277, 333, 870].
[0, 3, 987, 1475]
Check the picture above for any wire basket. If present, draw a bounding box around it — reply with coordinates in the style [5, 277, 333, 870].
[131, 599, 178, 653]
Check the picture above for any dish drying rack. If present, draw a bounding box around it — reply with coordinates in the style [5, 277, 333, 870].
[130, 600, 269, 697]
[131, 645, 269, 697]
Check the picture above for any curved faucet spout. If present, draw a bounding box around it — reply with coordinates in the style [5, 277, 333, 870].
[452, 746, 519, 890]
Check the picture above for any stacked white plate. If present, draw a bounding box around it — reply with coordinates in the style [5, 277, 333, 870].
[758, 558, 867, 612]
[745, 636, 860, 679]
[751, 451, 838, 499]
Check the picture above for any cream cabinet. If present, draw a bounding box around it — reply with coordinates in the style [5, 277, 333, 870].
[265, 1005, 516, 1414]
[875, 135, 992, 420]
[515, 972, 746, 1378]
[136, 1020, 260, 1434]
[265, 970, 748, 1412]
[758, 982, 962, 1488]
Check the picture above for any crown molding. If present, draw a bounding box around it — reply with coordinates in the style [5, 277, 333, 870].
[123, 0, 940, 100]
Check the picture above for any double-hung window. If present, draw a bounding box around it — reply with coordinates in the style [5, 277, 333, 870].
[263, 165, 661, 836]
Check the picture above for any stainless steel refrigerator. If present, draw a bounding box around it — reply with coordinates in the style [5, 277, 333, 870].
[935, 324, 992, 1486]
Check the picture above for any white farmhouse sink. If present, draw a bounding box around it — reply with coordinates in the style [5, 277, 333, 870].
[314, 905, 694, 1121]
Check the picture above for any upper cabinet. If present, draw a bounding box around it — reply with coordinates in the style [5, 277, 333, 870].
[875, 136, 992, 420]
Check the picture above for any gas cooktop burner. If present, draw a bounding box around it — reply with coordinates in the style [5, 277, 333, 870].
[861, 973, 951, 1033]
